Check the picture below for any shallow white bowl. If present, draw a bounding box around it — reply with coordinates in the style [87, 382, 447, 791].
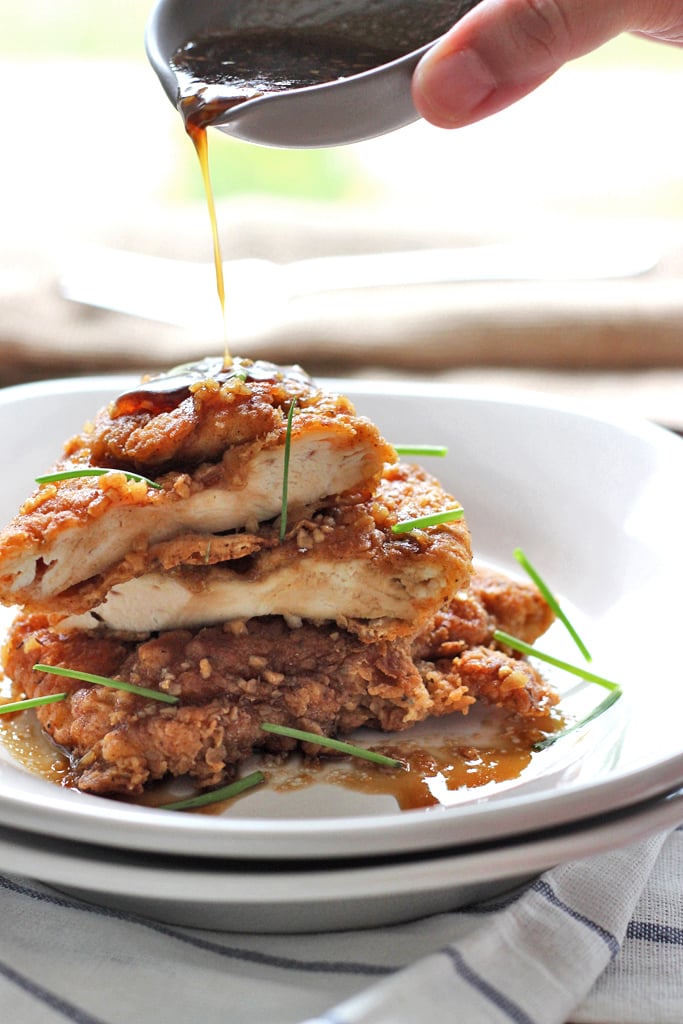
[1, 375, 682, 880]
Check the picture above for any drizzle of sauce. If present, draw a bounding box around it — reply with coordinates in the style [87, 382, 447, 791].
[186, 120, 228, 359]
[0, 697, 562, 815]
[111, 357, 311, 417]
[302, 743, 537, 811]
[0, 711, 70, 786]
[268, 710, 563, 812]
[165, 25, 427, 369]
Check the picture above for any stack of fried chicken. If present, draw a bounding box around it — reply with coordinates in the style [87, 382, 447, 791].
[0, 359, 557, 797]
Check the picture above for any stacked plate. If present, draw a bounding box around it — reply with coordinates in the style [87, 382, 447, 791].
[1, 378, 683, 934]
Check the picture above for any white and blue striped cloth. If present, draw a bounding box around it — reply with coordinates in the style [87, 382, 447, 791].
[1, 829, 681, 1024]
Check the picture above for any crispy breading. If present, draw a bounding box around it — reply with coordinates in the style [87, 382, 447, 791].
[5, 566, 556, 796]
[471, 565, 556, 643]
[412, 565, 556, 659]
[6, 615, 431, 794]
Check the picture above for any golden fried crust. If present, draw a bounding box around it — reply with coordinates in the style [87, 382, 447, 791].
[471, 566, 555, 644]
[420, 646, 557, 720]
[413, 565, 556, 659]
[80, 371, 354, 473]
[5, 614, 431, 794]
[415, 565, 559, 718]
[4, 562, 556, 796]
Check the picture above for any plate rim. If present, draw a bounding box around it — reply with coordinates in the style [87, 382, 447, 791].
[1, 787, 682, 907]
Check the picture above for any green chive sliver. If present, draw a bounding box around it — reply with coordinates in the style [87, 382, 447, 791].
[514, 548, 591, 661]
[279, 399, 297, 542]
[391, 508, 464, 534]
[394, 445, 448, 457]
[160, 770, 265, 811]
[35, 468, 162, 490]
[534, 689, 623, 751]
[0, 692, 68, 715]
[33, 665, 179, 704]
[492, 630, 619, 692]
[261, 723, 403, 768]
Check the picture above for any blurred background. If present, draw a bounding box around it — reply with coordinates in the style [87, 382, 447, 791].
[1, 0, 683, 426]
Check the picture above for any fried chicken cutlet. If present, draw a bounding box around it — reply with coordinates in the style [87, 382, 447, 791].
[5, 568, 557, 795]
[0, 358, 558, 799]
[0, 359, 395, 610]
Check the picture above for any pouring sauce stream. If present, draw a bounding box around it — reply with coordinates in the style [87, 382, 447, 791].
[185, 121, 228, 360]
[168, 26, 416, 367]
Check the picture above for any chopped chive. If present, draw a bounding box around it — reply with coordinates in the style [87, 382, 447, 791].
[35, 468, 162, 490]
[391, 508, 464, 534]
[492, 630, 619, 692]
[0, 692, 68, 715]
[279, 399, 297, 542]
[261, 723, 403, 768]
[394, 445, 448, 457]
[33, 664, 179, 704]
[514, 548, 591, 661]
[534, 688, 623, 751]
[160, 770, 265, 811]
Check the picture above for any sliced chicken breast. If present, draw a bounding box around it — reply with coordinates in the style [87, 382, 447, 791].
[54, 464, 472, 639]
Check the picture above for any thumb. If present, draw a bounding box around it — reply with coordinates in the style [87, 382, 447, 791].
[412, 0, 672, 128]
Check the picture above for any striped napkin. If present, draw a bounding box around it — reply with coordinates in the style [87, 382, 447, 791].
[0, 827, 681, 1024]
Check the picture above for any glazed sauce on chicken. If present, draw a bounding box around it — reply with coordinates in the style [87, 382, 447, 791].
[111, 357, 310, 417]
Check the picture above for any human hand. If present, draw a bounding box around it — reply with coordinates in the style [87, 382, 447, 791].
[412, 0, 683, 128]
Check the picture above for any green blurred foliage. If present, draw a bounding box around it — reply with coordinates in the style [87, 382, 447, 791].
[2, 0, 147, 58]
[168, 132, 376, 202]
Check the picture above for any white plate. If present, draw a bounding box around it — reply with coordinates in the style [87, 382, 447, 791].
[1, 376, 683, 861]
[2, 787, 682, 933]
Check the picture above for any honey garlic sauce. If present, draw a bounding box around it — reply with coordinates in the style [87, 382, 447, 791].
[111, 358, 311, 417]
[169, 27, 413, 127]
[0, 710, 71, 786]
[0, 696, 561, 814]
[187, 120, 227, 351]
[270, 710, 562, 812]
[139, 708, 561, 816]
